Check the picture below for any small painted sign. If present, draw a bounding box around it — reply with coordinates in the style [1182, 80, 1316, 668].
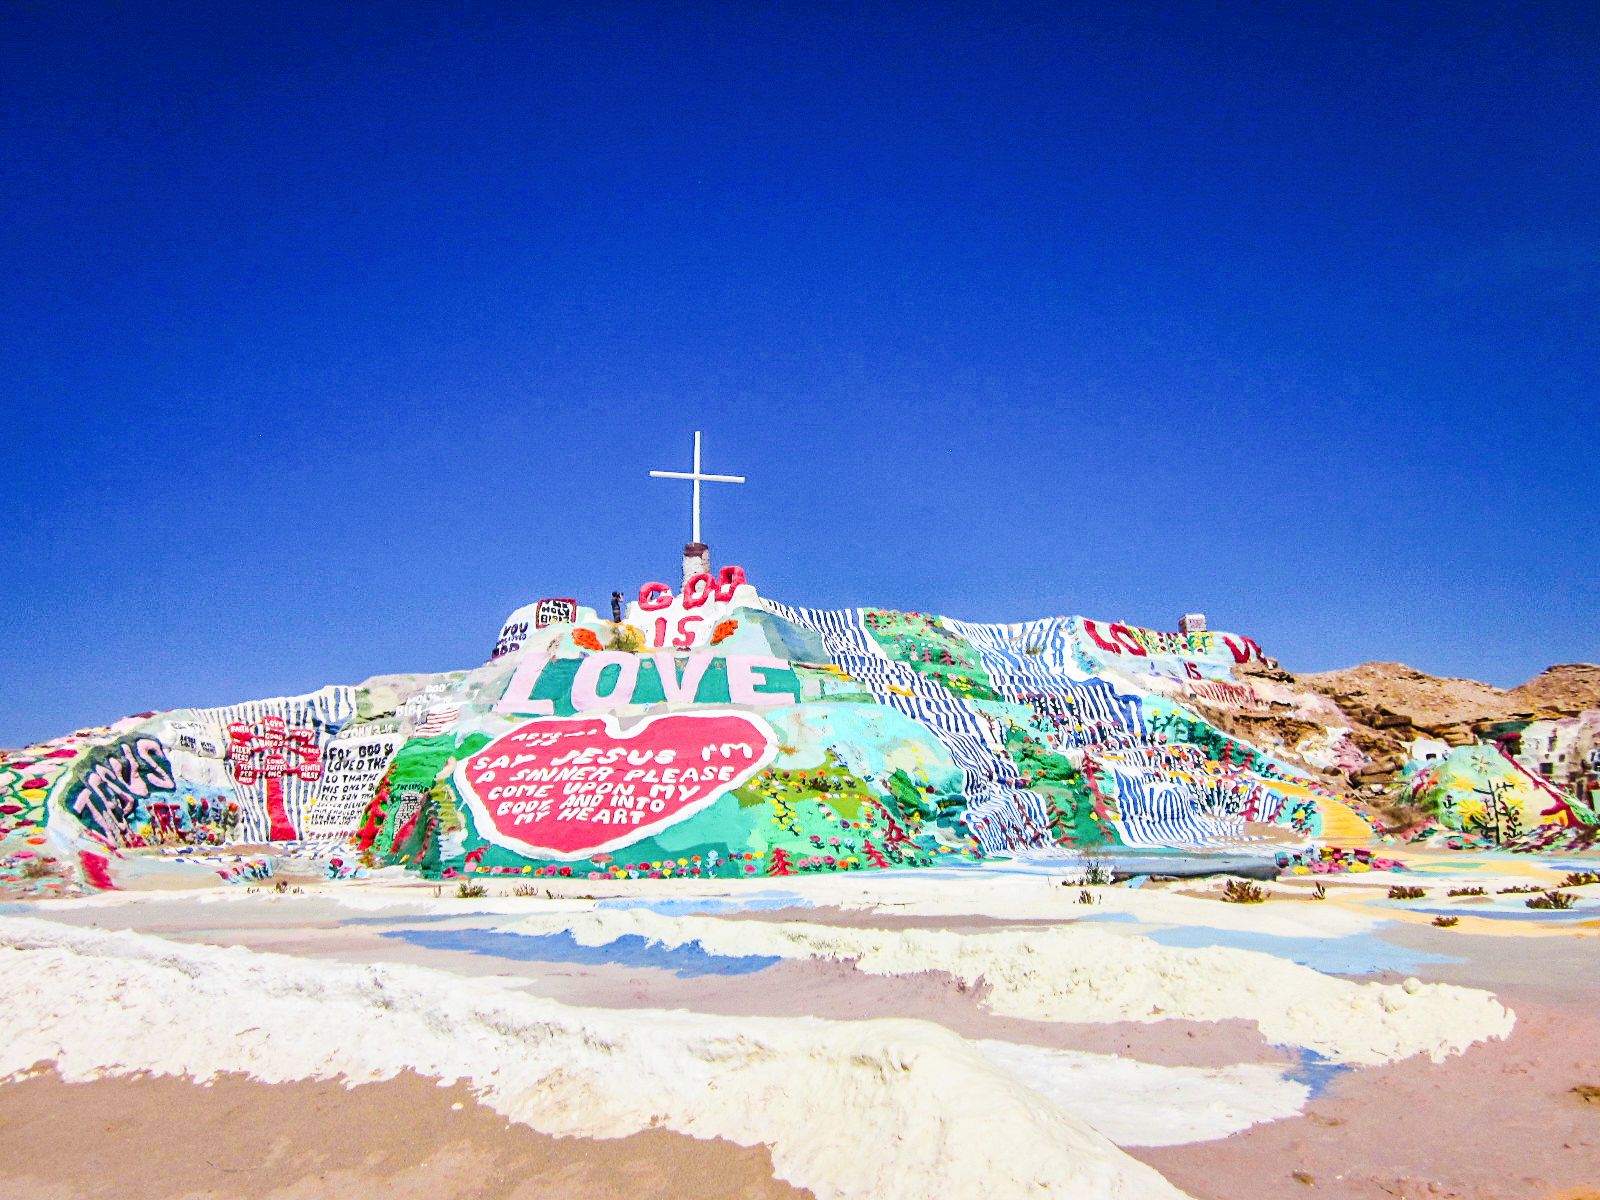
[535, 598, 578, 628]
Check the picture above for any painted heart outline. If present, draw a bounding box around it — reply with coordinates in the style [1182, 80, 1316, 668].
[454, 709, 777, 861]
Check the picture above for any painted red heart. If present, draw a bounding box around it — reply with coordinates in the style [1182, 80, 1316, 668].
[455, 711, 776, 861]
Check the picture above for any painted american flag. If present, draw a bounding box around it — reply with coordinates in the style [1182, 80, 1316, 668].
[414, 704, 462, 737]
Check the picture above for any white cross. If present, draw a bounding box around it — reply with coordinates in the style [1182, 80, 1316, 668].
[649, 430, 745, 546]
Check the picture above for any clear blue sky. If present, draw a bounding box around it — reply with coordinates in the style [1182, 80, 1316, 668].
[3, 2, 1595, 745]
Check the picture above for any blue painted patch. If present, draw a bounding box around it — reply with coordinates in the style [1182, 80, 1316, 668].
[1139, 926, 1463, 975]
[1282, 1048, 1349, 1098]
[1073, 911, 1143, 925]
[598, 890, 810, 915]
[1407, 903, 1600, 923]
[1538, 859, 1600, 873]
[381, 928, 781, 977]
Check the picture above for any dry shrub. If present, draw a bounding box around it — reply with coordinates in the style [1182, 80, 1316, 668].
[1222, 879, 1266, 904]
[1061, 858, 1114, 887]
[606, 623, 645, 652]
[1367, 792, 1434, 836]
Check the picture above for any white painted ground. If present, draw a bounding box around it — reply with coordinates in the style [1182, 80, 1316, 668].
[0, 917, 1188, 1200]
[971, 1041, 1310, 1147]
[509, 907, 1513, 1065]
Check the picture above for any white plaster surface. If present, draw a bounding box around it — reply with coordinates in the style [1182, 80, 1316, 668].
[972, 1040, 1310, 1147]
[512, 908, 1514, 1065]
[0, 917, 1188, 1200]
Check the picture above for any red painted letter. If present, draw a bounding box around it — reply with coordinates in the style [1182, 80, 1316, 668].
[682, 572, 713, 609]
[639, 582, 673, 611]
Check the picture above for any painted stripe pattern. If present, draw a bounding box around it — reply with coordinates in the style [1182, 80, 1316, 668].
[756, 601, 1279, 850]
[191, 686, 356, 841]
[756, 603, 1057, 854]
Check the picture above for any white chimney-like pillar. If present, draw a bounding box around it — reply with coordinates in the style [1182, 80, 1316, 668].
[683, 541, 710, 585]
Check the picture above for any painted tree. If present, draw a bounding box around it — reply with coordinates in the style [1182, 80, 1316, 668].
[767, 845, 795, 876]
[770, 794, 800, 834]
[226, 716, 322, 841]
[862, 840, 891, 869]
[353, 768, 394, 854]
[1470, 778, 1521, 844]
[878, 809, 913, 849]
[887, 769, 939, 820]
[367, 732, 487, 866]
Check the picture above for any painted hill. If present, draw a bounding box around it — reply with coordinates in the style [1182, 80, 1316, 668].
[2, 573, 1595, 893]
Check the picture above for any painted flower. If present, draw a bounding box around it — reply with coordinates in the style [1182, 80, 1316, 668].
[572, 628, 603, 651]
